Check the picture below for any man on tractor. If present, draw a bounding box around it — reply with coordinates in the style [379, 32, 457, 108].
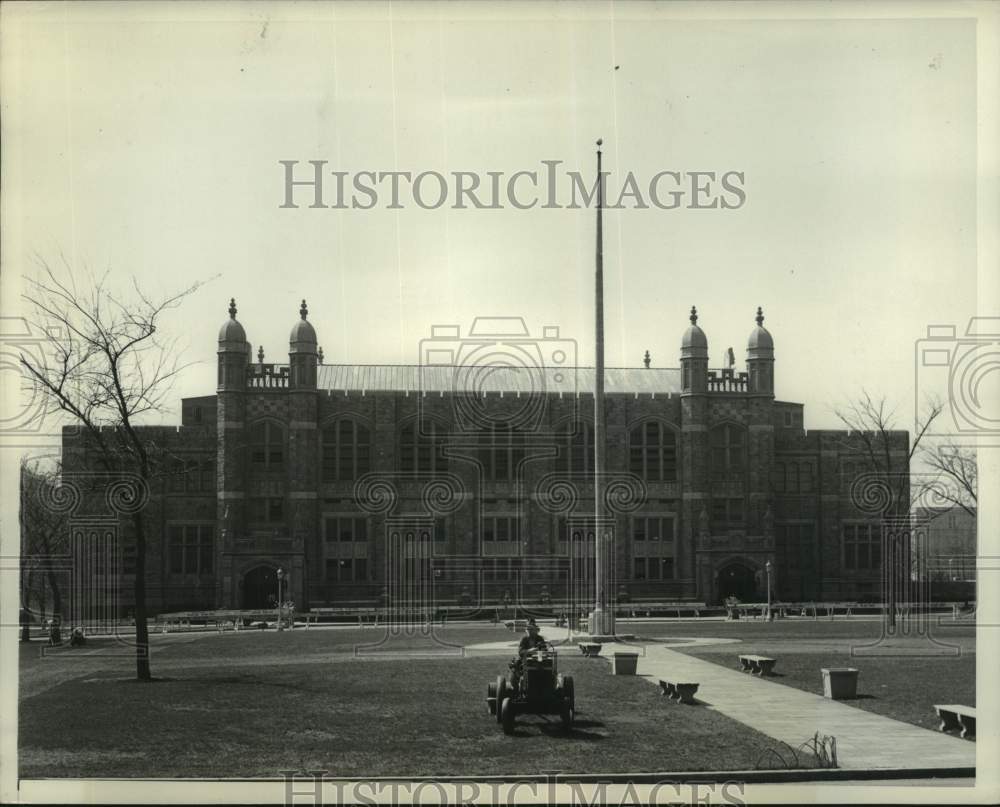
[509, 618, 547, 691]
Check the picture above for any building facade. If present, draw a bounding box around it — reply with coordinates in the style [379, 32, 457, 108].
[60, 299, 910, 614]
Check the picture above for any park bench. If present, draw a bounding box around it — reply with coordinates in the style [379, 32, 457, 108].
[738, 654, 777, 676]
[658, 679, 700, 704]
[934, 704, 976, 739]
[578, 642, 603, 657]
[504, 619, 527, 632]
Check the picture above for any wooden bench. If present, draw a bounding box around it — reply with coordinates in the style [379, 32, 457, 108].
[578, 642, 603, 657]
[934, 704, 976, 739]
[738, 654, 777, 676]
[658, 679, 700, 704]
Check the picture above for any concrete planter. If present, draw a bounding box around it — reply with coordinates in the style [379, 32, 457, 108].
[821, 667, 859, 700]
[613, 652, 639, 676]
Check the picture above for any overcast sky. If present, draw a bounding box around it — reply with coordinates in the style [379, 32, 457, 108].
[1, 1, 980, 434]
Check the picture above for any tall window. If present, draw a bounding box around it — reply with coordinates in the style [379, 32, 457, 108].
[168, 524, 214, 575]
[250, 497, 284, 523]
[710, 423, 746, 481]
[250, 421, 285, 469]
[323, 516, 368, 543]
[632, 515, 675, 543]
[477, 425, 525, 481]
[843, 523, 881, 570]
[483, 516, 520, 543]
[560, 421, 594, 474]
[629, 421, 677, 482]
[399, 420, 448, 473]
[322, 419, 371, 482]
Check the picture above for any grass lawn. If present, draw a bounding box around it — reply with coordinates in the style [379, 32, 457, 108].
[20, 626, 816, 779]
[666, 621, 976, 732]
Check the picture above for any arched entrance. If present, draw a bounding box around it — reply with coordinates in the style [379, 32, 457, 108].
[242, 565, 279, 610]
[716, 561, 758, 604]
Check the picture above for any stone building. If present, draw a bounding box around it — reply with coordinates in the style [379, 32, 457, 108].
[60, 299, 910, 614]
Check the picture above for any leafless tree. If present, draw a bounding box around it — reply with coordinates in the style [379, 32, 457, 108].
[921, 442, 977, 518]
[834, 391, 943, 626]
[19, 256, 208, 680]
[19, 458, 69, 629]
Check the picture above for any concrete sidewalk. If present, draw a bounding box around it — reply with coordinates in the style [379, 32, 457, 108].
[599, 641, 975, 771]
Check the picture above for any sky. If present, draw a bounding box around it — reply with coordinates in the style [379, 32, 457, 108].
[0, 1, 981, 436]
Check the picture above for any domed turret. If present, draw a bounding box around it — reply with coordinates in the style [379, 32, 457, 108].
[747, 306, 774, 355]
[746, 306, 774, 395]
[218, 298, 247, 348]
[681, 306, 708, 358]
[218, 298, 249, 391]
[288, 299, 317, 390]
[289, 299, 317, 353]
[680, 306, 709, 393]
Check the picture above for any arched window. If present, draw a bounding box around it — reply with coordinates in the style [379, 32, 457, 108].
[710, 423, 746, 481]
[559, 421, 594, 474]
[322, 419, 371, 482]
[250, 421, 285, 469]
[399, 420, 448, 473]
[629, 421, 677, 482]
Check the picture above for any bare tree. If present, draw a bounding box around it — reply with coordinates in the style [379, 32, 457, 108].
[19, 458, 70, 628]
[19, 256, 208, 681]
[834, 391, 943, 626]
[921, 442, 977, 518]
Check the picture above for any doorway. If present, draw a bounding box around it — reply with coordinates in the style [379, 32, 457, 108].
[716, 561, 758, 604]
[242, 565, 279, 609]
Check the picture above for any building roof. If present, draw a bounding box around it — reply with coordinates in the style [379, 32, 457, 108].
[315, 365, 683, 395]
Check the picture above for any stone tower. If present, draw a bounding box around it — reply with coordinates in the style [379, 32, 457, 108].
[680, 306, 710, 583]
[286, 300, 318, 606]
[217, 298, 249, 607]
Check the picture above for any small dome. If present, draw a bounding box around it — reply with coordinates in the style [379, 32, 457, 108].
[747, 306, 774, 352]
[681, 306, 708, 357]
[218, 298, 247, 346]
[289, 299, 317, 353]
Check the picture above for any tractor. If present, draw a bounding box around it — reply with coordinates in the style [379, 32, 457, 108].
[485, 643, 575, 734]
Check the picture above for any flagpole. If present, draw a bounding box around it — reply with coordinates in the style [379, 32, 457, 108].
[591, 138, 612, 637]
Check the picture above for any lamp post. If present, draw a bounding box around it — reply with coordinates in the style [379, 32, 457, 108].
[276, 567, 285, 631]
[765, 560, 773, 621]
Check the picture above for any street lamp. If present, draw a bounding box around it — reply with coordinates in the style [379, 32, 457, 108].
[765, 560, 774, 621]
[276, 567, 285, 631]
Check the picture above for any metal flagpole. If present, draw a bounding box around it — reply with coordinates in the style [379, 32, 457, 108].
[591, 138, 612, 637]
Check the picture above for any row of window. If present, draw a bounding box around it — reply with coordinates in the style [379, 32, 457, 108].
[153, 520, 883, 579]
[243, 418, 749, 483]
[771, 461, 815, 493]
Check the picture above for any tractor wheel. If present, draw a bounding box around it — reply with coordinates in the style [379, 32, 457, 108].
[487, 682, 497, 715]
[560, 700, 574, 730]
[562, 675, 575, 711]
[500, 697, 516, 735]
[495, 677, 507, 723]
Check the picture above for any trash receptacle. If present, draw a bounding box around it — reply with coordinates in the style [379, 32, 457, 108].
[821, 667, 859, 700]
[613, 651, 639, 676]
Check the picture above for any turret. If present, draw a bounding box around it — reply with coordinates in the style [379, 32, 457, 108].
[680, 306, 708, 394]
[746, 306, 774, 396]
[288, 299, 317, 390]
[217, 298, 248, 390]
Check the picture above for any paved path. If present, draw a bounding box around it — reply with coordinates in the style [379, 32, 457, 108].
[596, 641, 975, 771]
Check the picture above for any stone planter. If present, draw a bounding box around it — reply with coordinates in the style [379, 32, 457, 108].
[821, 667, 859, 700]
[613, 651, 639, 676]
